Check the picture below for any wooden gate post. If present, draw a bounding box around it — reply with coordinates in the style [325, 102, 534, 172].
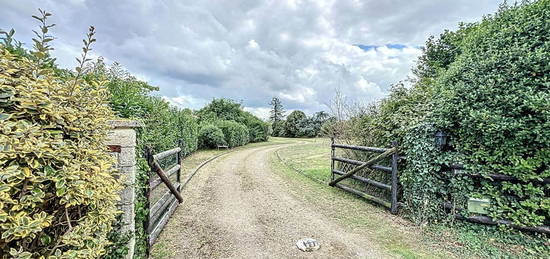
[330, 137, 335, 181]
[143, 145, 153, 257]
[390, 141, 399, 214]
[177, 139, 184, 191]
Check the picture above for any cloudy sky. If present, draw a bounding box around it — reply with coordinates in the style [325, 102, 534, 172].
[1, 0, 502, 119]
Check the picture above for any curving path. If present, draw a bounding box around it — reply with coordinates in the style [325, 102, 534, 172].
[152, 143, 389, 258]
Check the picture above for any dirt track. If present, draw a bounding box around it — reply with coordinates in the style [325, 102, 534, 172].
[154, 143, 388, 258]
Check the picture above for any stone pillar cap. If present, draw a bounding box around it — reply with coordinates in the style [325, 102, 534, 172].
[108, 120, 143, 128]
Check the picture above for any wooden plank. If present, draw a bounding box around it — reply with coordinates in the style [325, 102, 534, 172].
[329, 147, 396, 186]
[332, 170, 391, 190]
[332, 157, 392, 172]
[143, 146, 153, 256]
[153, 147, 181, 161]
[335, 183, 391, 208]
[442, 202, 550, 234]
[149, 164, 181, 190]
[390, 141, 399, 214]
[149, 198, 178, 245]
[332, 143, 389, 153]
[148, 183, 180, 231]
[150, 159, 184, 203]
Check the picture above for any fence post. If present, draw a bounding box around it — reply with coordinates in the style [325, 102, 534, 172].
[390, 141, 399, 214]
[177, 139, 184, 192]
[143, 145, 152, 258]
[330, 137, 335, 181]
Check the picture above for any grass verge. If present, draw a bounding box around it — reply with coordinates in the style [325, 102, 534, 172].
[273, 138, 549, 258]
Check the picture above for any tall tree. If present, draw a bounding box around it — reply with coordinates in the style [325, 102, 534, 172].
[269, 97, 285, 123]
[283, 110, 307, 137]
[269, 97, 285, 136]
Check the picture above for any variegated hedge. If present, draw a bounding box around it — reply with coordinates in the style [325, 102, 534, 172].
[0, 12, 121, 258]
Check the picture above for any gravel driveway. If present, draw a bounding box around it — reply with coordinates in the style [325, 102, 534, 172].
[152, 143, 388, 258]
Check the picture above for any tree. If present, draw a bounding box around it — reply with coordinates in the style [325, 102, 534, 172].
[269, 97, 285, 136]
[283, 110, 307, 137]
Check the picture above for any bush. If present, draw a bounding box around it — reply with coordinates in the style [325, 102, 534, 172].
[198, 125, 226, 148]
[283, 110, 307, 137]
[427, 0, 550, 226]
[0, 18, 121, 257]
[243, 112, 269, 142]
[197, 98, 269, 143]
[84, 59, 200, 258]
[216, 120, 250, 148]
[343, 1, 550, 229]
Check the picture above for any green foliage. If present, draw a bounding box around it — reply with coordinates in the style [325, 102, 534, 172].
[269, 97, 285, 136]
[428, 0, 550, 226]
[86, 60, 200, 257]
[216, 120, 250, 148]
[0, 13, 121, 257]
[198, 124, 226, 148]
[198, 98, 268, 143]
[242, 111, 269, 142]
[345, 0, 550, 234]
[283, 110, 307, 137]
[197, 98, 245, 123]
[102, 215, 131, 259]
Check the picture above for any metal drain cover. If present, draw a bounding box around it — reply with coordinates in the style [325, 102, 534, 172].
[296, 238, 320, 252]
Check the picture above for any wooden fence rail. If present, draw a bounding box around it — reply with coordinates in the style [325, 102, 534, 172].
[329, 138, 401, 214]
[144, 140, 185, 255]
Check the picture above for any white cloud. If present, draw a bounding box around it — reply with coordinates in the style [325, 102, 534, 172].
[0, 0, 503, 114]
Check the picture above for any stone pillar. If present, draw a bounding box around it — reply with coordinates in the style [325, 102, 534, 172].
[106, 120, 142, 259]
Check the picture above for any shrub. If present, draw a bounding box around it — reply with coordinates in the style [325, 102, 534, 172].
[0, 15, 120, 257]
[216, 120, 249, 148]
[242, 112, 269, 142]
[198, 125, 226, 148]
[84, 59, 200, 257]
[197, 98, 269, 143]
[283, 110, 307, 137]
[343, 1, 550, 229]
[427, 0, 550, 226]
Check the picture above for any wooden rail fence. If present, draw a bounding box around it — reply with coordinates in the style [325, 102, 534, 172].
[329, 138, 401, 214]
[144, 140, 185, 254]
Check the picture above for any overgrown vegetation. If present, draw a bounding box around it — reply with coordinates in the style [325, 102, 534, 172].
[1, 10, 270, 258]
[196, 98, 269, 148]
[269, 97, 331, 138]
[0, 11, 121, 257]
[328, 1, 549, 254]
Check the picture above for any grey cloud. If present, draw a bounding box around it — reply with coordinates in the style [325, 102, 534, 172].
[0, 0, 502, 118]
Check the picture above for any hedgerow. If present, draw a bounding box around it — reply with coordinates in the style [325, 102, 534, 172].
[198, 124, 226, 148]
[0, 11, 121, 258]
[85, 59, 200, 258]
[197, 98, 269, 143]
[342, 0, 550, 233]
[216, 120, 250, 148]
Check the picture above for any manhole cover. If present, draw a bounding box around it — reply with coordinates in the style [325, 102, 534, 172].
[296, 238, 321, 252]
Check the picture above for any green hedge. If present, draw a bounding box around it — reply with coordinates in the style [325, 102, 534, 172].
[198, 124, 226, 148]
[343, 0, 550, 230]
[427, 0, 550, 227]
[197, 98, 269, 143]
[216, 120, 250, 148]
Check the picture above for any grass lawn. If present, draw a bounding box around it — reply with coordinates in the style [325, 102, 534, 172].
[274, 138, 549, 258]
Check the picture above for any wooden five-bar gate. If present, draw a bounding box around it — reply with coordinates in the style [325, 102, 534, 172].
[144, 140, 185, 254]
[328, 138, 401, 214]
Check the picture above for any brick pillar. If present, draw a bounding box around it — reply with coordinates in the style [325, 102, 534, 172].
[106, 120, 142, 259]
